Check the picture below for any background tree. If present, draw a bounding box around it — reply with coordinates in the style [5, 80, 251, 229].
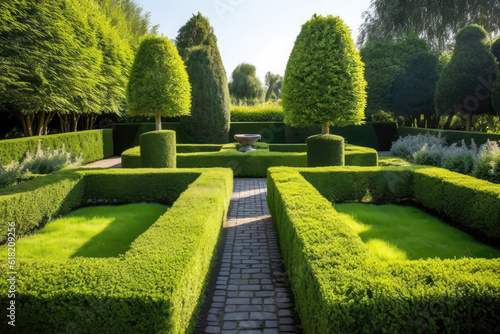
[358, 0, 500, 51]
[126, 35, 191, 130]
[282, 14, 367, 133]
[435, 25, 498, 131]
[264, 72, 283, 101]
[360, 34, 430, 121]
[176, 13, 230, 143]
[228, 64, 264, 104]
[390, 52, 440, 127]
[0, 0, 149, 137]
[492, 37, 500, 113]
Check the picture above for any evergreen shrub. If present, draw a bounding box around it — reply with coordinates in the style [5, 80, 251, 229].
[0, 129, 113, 165]
[306, 134, 345, 167]
[177, 14, 230, 143]
[140, 130, 176, 168]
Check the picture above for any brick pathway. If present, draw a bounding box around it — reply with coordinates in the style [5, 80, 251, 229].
[83, 156, 121, 168]
[202, 178, 301, 334]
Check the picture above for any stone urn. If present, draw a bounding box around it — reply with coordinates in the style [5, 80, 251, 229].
[234, 134, 261, 152]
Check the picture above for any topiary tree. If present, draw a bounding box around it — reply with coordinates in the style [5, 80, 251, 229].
[176, 13, 230, 143]
[282, 15, 366, 166]
[435, 25, 497, 131]
[228, 63, 264, 104]
[176, 12, 218, 59]
[283, 14, 367, 134]
[126, 35, 191, 131]
[390, 51, 440, 127]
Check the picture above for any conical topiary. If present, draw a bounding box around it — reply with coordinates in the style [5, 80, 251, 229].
[126, 35, 191, 131]
[435, 25, 497, 131]
[176, 13, 230, 143]
[282, 14, 367, 135]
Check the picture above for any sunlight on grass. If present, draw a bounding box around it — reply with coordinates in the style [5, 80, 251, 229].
[335, 203, 500, 261]
[5, 203, 169, 259]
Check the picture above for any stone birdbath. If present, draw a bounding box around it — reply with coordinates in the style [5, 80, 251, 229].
[234, 134, 261, 152]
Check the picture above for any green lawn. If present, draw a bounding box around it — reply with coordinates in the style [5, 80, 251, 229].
[7, 203, 169, 259]
[334, 203, 500, 261]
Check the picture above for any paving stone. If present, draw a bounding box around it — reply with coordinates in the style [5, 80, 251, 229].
[239, 320, 263, 329]
[226, 298, 250, 305]
[263, 329, 279, 334]
[205, 326, 221, 333]
[250, 312, 277, 320]
[223, 321, 237, 330]
[223, 312, 249, 321]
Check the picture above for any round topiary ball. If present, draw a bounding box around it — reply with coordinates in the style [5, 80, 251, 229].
[140, 130, 176, 168]
[306, 134, 345, 167]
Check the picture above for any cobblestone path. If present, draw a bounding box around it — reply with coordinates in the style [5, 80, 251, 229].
[201, 178, 302, 334]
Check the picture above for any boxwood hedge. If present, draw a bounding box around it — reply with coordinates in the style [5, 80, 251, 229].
[121, 143, 378, 176]
[0, 168, 233, 333]
[268, 166, 500, 333]
[0, 129, 113, 165]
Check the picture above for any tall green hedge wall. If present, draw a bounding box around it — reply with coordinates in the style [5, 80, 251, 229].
[0, 129, 113, 165]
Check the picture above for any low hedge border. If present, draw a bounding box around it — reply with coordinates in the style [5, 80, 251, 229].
[113, 122, 398, 155]
[0, 129, 113, 165]
[398, 126, 500, 146]
[268, 166, 500, 333]
[0, 168, 233, 333]
[413, 167, 500, 241]
[121, 144, 378, 176]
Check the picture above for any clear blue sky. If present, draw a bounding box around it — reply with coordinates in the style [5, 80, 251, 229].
[139, 0, 372, 83]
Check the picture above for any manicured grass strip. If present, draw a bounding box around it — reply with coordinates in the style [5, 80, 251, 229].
[8, 203, 169, 259]
[335, 203, 500, 261]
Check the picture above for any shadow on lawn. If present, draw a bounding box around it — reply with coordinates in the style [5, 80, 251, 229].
[70, 208, 164, 258]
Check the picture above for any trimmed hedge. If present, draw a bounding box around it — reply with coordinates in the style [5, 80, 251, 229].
[414, 167, 500, 241]
[0, 172, 85, 241]
[268, 144, 306, 152]
[300, 166, 414, 203]
[122, 143, 378, 176]
[398, 126, 500, 146]
[0, 168, 233, 333]
[140, 130, 176, 168]
[0, 129, 113, 165]
[230, 104, 284, 122]
[306, 134, 344, 167]
[113, 122, 398, 154]
[177, 144, 223, 153]
[267, 166, 500, 333]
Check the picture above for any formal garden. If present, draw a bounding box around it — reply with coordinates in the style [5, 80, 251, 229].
[0, 1, 499, 333]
